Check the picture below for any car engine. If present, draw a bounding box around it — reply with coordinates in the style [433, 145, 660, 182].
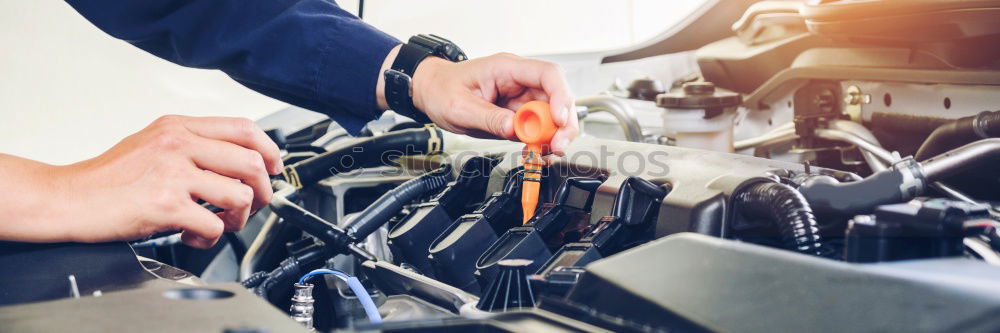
[3, 1, 1000, 332]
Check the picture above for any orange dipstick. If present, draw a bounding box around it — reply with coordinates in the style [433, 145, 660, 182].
[513, 101, 558, 224]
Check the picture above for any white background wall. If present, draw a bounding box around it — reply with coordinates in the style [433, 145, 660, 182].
[0, 0, 703, 165]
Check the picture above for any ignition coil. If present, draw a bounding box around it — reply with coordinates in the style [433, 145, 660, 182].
[428, 169, 526, 294]
[385, 156, 500, 276]
[474, 177, 602, 288]
[532, 177, 669, 296]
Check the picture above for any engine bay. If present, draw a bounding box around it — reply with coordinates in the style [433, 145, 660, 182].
[3, 1, 1000, 332]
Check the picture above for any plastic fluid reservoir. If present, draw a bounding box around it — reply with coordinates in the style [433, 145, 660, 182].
[657, 82, 742, 152]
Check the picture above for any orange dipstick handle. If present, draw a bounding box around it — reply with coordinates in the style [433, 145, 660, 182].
[513, 101, 558, 224]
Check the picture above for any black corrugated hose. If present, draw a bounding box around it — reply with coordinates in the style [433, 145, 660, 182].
[915, 110, 1000, 161]
[241, 271, 268, 289]
[246, 244, 330, 298]
[736, 181, 830, 257]
[796, 160, 924, 218]
[280, 126, 442, 188]
[344, 165, 454, 241]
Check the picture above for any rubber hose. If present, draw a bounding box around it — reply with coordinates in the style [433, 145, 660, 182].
[252, 256, 301, 297]
[869, 112, 952, 136]
[736, 182, 828, 256]
[241, 271, 269, 289]
[283, 126, 441, 187]
[247, 244, 329, 297]
[985, 111, 1000, 135]
[915, 110, 1000, 161]
[920, 138, 1000, 181]
[798, 170, 915, 217]
[344, 165, 454, 241]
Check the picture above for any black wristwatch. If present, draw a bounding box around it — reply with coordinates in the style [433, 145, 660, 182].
[383, 34, 467, 123]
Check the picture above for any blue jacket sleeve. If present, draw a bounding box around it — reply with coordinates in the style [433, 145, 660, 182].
[64, 0, 401, 134]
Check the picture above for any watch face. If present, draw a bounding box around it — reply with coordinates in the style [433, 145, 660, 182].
[441, 44, 467, 62]
[413, 34, 466, 62]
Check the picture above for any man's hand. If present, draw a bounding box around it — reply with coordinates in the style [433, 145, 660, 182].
[0, 115, 282, 249]
[377, 47, 578, 155]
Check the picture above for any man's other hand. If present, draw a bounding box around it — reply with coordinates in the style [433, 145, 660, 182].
[29, 116, 282, 249]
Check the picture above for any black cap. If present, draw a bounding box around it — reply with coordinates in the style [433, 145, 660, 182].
[656, 82, 742, 110]
[626, 78, 666, 101]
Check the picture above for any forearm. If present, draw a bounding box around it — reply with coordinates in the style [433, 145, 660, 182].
[1, 115, 283, 248]
[0, 154, 76, 243]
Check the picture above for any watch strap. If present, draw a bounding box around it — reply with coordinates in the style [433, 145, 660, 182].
[385, 42, 430, 122]
[383, 35, 466, 123]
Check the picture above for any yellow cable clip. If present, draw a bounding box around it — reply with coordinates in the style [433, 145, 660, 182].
[424, 124, 442, 155]
[282, 166, 302, 189]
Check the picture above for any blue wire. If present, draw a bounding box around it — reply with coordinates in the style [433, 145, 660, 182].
[297, 269, 383, 323]
[298, 269, 350, 284]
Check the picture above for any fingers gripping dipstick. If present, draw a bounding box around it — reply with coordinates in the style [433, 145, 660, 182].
[513, 101, 558, 224]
